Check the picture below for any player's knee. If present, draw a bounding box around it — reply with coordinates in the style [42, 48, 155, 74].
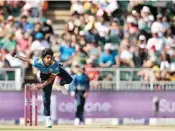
[60, 76, 73, 85]
[67, 76, 73, 84]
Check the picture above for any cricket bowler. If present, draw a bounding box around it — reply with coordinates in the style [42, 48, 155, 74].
[13, 48, 73, 128]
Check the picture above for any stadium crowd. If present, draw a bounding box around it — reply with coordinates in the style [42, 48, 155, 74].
[0, 0, 175, 81]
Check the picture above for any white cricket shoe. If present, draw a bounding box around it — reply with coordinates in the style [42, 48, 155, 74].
[54, 78, 69, 95]
[60, 85, 68, 95]
[74, 118, 80, 125]
[46, 116, 52, 128]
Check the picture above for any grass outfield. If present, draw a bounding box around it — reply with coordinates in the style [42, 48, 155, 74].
[0, 125, 175, 131]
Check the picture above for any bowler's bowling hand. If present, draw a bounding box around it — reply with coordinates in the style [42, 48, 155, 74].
[70, 91, 75, 98]
[83, 92, 88, 98]
[35, 84, 44, 90]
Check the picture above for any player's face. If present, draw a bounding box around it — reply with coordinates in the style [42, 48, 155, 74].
[43, 55, 53, 66]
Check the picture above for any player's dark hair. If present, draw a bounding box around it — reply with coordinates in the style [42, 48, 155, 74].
[41, 48, 54, 58]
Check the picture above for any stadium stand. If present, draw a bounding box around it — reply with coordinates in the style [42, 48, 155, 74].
[0, 1, 175, 90]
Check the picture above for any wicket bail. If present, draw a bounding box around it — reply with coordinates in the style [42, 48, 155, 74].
[24, 84, 38, 126]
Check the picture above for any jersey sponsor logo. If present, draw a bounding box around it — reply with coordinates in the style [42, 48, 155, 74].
[38, 58, 43, 63]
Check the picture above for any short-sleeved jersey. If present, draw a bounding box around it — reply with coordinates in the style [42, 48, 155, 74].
[69, 73, 90, 91]
[32, 57, 60, 75]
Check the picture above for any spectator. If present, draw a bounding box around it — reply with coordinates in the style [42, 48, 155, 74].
[41, 18, 53, 41]
[160, 52, 171, 70]
[30, 22, 42, 42]
[17, 15, 33, 32]
[162, 16, 170, 31]
[84, 26, 101, 45]
[78, 33, 86, 47]
[124, 15, 138, 36]
[135, 35, 148, 66]
[16, 32, 30, 56]
[70, 0, 84, 14]
[108, 18, 122, 45]
[85, 58, 99, 81]
[138, 6, 152, 32]
[59, 40, 76, 63]
[65, 44, 88, 67]
[7, 1, 24, 17]
[151, 14, 165, 36]
[137, 61, 156, 81]
[3, 33, 17, 53]
[119, 44, 135, 68]
[95, 16, 109, 45]
[0, 1, 8, 19]
[165, 29, 174, 48]
[22, 0, 48, 17]
[5, 16, 16, 33]
[30, 32, 49, 58]
[146, 30, 165, 52]
[86, 42, 102, 65]
[99, 43, 116, 68]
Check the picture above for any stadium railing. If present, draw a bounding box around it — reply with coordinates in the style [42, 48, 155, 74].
[1, 67, 175, 91]
[88, 68, 175, 91]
